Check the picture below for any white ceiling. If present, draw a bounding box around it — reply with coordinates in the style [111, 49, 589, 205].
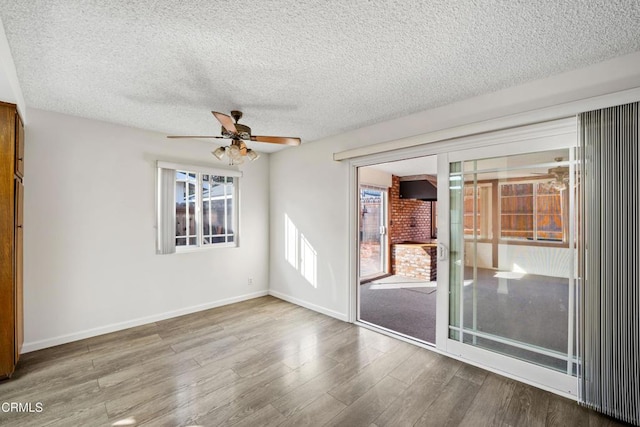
[0, 1, 639, 153]
[366, 156, 438, 177]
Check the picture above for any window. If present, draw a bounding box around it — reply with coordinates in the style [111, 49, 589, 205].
[175, 171, 236, 248]
[500, 182, 533, 240]
[461, 179, 564, 243]
[201, 174, 235, 245]
[499, 180, 563, 241]
[157, 162, 240, 254]
[463, 184, 492, 239]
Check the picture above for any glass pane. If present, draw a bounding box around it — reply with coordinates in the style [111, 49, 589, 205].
[188, 181, 196, 241]
[450, 148, 576, 374]
[199, 175, 233, 245]
[359, 187, 385, 278]
[500, 183, 534, 240]
[449, 162, 463, 340]
[175, 181, 186, 237]
[211, 194, 225, 241]
[225, 182, 234, 240]
[202, 176, 211, 244]
[174, 171, 237, 248]
[176, 171, 198, 247]
[463, 185, 493, 239]
[536, 182, 564, 241]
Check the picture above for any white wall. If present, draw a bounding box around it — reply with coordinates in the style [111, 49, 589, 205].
[269, 139, 350, 319]
[464, 242, 493, 269]
[23, 109, 270, 352]
[269, 51, 640, 321]
[498, 245, 572, 278]
[359, 167, 392, 188]
[462, 241, 572, 277]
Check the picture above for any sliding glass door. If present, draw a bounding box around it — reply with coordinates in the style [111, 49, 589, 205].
[359, 186, 388, 279]
[440, 143, 578, 393]
[351, 118, 579, 395]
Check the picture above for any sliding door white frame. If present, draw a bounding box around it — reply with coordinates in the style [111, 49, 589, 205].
[442, 135, 578, 398]
[347, 117, 579, 398]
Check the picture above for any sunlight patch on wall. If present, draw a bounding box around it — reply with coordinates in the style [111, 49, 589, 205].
[300, 234, 317, 287]
[285, 213, 298, 268]
[284, 213, 318, 288]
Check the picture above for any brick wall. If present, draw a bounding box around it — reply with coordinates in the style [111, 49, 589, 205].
[389, 176, 433, 244]
[392, 244, 437, 281]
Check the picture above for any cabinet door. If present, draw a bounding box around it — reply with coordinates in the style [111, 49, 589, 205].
[14, 179, 23, 360]
[15, 113, 24, 178]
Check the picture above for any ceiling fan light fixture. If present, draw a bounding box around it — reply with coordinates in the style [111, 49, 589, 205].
[228, 144, 242, 160]
[246, 149, 259, 161]
[212, 146, 226, 160]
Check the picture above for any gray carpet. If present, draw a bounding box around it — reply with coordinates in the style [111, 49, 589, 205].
[359, 276, 437, 344]
[359, 269, 571, 371]
[459, 267, 570, 372]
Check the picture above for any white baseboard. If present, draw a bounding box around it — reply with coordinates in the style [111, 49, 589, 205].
[268, 290, 348, 322]
[21, 290, 269, 353]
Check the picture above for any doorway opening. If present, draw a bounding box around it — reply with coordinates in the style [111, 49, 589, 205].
[358, 155, 438, 345]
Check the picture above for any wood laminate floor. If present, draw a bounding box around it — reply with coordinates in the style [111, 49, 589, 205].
[0, 296, 627, 426]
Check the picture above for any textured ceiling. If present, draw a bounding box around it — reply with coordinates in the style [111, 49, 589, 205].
[1, 1, 639, 153]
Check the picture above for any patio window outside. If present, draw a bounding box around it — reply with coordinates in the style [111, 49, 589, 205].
[499, 181, 564, 242]
[462, 180, 565, 243]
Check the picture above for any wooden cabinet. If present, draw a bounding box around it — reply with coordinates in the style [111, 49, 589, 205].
[0, 101, 24, 379]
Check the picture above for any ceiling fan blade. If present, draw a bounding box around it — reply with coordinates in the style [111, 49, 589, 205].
[212, 111, 238, 133]
[251, 135, 301, 146]
[167, 135, 226, 139]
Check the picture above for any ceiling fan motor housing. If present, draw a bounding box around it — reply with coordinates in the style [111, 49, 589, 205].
[221, 123, 252, 140]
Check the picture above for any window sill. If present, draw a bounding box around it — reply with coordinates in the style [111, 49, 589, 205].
[174, 242, 238, 253]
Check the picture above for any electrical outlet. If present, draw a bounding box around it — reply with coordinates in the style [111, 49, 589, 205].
[248, 278, 253, 285]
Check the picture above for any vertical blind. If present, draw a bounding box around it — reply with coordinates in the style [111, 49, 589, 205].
[579, 101, 640, 424]
[157, 166, 176, 255]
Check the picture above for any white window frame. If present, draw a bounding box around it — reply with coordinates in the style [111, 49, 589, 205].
[158, 161, 241, 252]
[498, 178, 565, 243]
[462, 182, 493, 240]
